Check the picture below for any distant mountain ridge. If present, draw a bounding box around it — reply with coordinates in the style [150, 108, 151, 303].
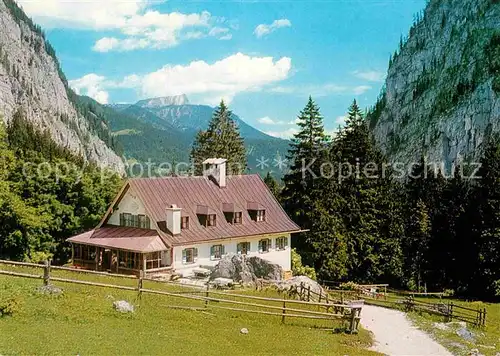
[107, 95, 291, 175]
[135, 94, 190, 107]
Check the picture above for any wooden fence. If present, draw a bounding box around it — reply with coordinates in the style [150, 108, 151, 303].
[0, 260, 362, 333]
[321, 282, 486, 328]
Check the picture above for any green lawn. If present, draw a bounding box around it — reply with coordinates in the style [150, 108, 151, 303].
[0, 265, 378, 356]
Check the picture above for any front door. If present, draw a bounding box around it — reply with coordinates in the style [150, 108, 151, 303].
[102, 249, 111, 271]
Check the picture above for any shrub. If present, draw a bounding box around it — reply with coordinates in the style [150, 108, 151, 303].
[0, 296, 22, 317]
[339, 281, 359, 291]
[291, 248, 317, 280]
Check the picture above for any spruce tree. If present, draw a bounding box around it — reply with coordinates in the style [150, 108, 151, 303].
[191, 100, 247, 175]
[263, 172, 281, 201]
[282, 97, 330, 264]
[330, 99, 403, 284]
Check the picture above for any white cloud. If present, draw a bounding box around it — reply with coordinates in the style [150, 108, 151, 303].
[18, 0, 148, 29]
[265, 128, 298, 139]
[352, 70, 385, 82]
[18, 1, 231, 51]
[69, 74, 110, 104]
[218, 34, 232, 41]
[353, 85, 372, 95]
[140, 53, 291, 103]
[71, 53, 292, 105]
[254, 19, 291, 38]
[335, 115, 347, 125]
[257, 116, 286, 125]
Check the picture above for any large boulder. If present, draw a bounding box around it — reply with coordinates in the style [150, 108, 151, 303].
[275, 276, 326, 299]
[210, 254, 282, 284]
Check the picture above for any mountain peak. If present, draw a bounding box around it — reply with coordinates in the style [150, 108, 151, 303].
[136, 94, 190, 108]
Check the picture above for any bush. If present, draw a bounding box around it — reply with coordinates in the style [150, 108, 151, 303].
[0, 296, 22, 317]
[291, 248, 317, 280]
[339, 281, 359, 291]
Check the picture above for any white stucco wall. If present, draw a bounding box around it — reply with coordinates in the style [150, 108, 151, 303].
[107, 192, 149, 226]
[173, 234, 292, 276]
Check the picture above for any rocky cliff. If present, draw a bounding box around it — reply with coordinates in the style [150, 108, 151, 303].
[0, 0, 124, 172]
[370, 0, 500, 171]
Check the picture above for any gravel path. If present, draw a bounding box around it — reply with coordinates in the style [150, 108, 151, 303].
[360, 304, 453, 356]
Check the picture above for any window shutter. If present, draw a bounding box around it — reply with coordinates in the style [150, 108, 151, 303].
[268, 238, 272, 249]
[146, 216, 150, 229]
[285, 237, 289, 248]
[194, 248, 198, 262]
[182, 249, 187, 263]
[237, 243, 241, 254]
[258, 240, 262, 253]
[222, 245, 225, 256]
[210, 246, 215, 260]
[132, 215, 139, 227]
[120, 213, 124, 226]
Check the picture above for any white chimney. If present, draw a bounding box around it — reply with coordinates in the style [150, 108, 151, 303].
[166, 204, 182, 235]
[202, 158, 227, 188]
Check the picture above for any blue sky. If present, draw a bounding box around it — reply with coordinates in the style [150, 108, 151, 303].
[19, 0, 426, 138]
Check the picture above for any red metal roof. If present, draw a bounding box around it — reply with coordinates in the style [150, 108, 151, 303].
[67, 226, 167, 253]
[128, 174, 301, 245]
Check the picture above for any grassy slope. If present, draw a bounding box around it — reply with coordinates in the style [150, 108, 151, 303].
[0, 265, 378, 356]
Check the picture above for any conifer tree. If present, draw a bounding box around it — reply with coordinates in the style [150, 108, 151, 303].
[191, 100, 247, 175]
[263, 172, 281, 201]
[330, 99, 403, 284]
[282, 97, 330, 263]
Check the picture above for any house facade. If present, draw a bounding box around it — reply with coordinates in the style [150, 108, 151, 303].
[67, 158, 302, 277]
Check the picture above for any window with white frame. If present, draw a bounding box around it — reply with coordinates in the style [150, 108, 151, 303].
[256, 210, 266, 222]
[275, 236, 289, 251]
[237, 242, 251, 255]
[210, 244, 225, 260]
[258, 239, 271, 253]
[182, 248, 198, 264]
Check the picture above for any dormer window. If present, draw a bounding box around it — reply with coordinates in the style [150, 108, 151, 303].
[222, 203, 242, 225]
[247, 202, 265, 222]
[207, 214, 216, 227]
[181, 216, 189, 230]
[197, 205, 216, 227]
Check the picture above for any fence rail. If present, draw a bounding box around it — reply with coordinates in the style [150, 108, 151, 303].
[0, 259, 362, 333]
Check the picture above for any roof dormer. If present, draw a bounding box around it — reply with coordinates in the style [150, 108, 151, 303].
[222, 203, 243, 224]
[196, 204, 217, 227]
[247, 201, 266, 222]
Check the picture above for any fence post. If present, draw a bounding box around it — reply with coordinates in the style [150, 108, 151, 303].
[205, 283, 210, 309]
[482, 308, 487, 327]
[340, 290, 344, 304]
[307, 286, 311, 302]
[348, 307, 357, 334]
[43, 260, 51, 286]
[137, 271, 144, 300]
[449, 302, 454, 322]
[281, 297, 286, 324]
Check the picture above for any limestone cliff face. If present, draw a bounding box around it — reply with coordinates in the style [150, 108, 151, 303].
[0, 0, 124, 173]
[370, 0, 500, 171]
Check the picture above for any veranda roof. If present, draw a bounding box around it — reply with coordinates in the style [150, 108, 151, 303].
[67, 226, 168, 253]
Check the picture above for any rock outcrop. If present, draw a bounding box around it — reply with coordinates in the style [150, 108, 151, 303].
[370, 0, 500, 172]
[210, 254, 283, 284]
[0, 0, 124, 172]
